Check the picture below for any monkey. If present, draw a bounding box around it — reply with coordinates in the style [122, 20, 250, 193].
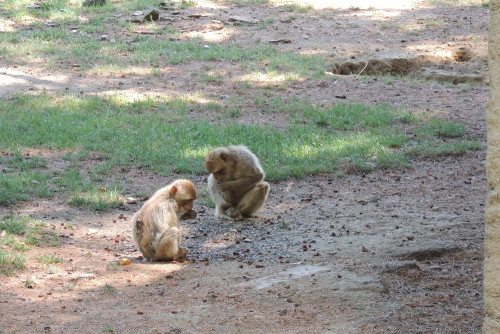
[205, 145, 270, 220]
[132, 179, 197, 262]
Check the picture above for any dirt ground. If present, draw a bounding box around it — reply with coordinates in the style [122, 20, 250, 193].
[0, 0, 489, 333]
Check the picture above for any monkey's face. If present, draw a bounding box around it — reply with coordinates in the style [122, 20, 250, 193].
[205, 148, 230, 182]
[205, 159, 227, 181]
[170, 180, 197, 213]
[212, 168, 226, 182]
[177, 199, 194, 213]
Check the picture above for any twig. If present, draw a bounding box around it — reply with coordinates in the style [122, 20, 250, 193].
[357, 60, 368, 75]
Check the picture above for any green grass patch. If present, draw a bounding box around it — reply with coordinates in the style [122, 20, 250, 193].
[278, 3, 313, 13]
[26, 227, 61, 247]
[301, 103, 404, 130]
[0, 250, 26, 276]
[197, 189, 215, 208]
[201, 72, 225, 84]
[1, 0, 325, 78]
[406, 140, 480, 157]
[1, 153, 48, 170]
[36, 254, 63, 264]
[230, 0, 270, 6]
[0, 94, 479, 181]
[0, 24, 324, 77]
[414, 117, 466, 138]
[14, 243, 32, 252]
[0, 215, 30, 235]
[107, 262, 119, 271]
[102, 325, 115, 333]
[0, 215, 52, 275]
[68, 188, 123, 211]
[0, 171, 53, 205]
[102, 284, 117, 295]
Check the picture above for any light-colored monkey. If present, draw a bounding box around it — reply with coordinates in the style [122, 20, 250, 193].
[205, 145, 270, 220]
[132, 179, 197, 261]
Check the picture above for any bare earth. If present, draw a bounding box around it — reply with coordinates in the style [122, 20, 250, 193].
[0, 1, 489, 333]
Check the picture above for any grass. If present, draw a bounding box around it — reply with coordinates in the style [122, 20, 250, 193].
[0, 250, 26, 276]
[0, 94, 479, 188]
[0, 170, 53, 205]
[107, 262, 119, 271]
[0, 215, 30, 235]
[68, 188, 123, 211]
[102, 284, 117, 295]
[1, 0, 325, 79]
[36, 254, 63, 264]
[380, 23, 396, 30]
[102, 325, 115, 333]
[0, 153, 48, 170]
[26, 227, 61, 247]
[201, 72, 225, 84]
[414, 118, 466, 138]
[0, 215, 62, 276]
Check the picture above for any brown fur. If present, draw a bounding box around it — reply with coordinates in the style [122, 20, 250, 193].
[132, 179, 197, 261]
[205, 145, 270, 220]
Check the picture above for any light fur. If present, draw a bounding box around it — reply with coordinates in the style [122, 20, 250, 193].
[132, 179, 197, 261]
[205, 145, 270, 220]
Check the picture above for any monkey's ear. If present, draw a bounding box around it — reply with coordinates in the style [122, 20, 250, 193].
[220, 153, 229, 162]
[170, 186, 178, 196]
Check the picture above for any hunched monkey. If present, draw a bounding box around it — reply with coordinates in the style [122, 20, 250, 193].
[132, 179, 197, 261]
[205, 145, 270, 220]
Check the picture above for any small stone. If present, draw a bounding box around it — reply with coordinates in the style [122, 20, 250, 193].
[78, 273, 94, 280]
[125, 197, 138, 204]
[228, 15, 260, 24]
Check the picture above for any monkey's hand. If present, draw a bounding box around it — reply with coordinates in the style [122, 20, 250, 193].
[180, 210, 197, 221]
[216, 181, 231, 192]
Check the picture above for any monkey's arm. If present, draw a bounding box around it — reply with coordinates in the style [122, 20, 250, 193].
[218, 172, 263, 191]
[180, 210, 197, 220]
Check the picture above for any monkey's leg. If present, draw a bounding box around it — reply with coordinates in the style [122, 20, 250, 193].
[153, 227, 188, 261]
[230, 181, 270, 218]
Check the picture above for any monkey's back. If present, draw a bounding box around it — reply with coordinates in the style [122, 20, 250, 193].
[228, 145, 265, 179]
[132, 192, 179, 260]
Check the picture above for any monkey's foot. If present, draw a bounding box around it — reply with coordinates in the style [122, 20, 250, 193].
[225, 208, 243, 220]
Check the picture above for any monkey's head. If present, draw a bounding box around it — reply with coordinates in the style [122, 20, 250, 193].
[205, 147, 232, 182]
[169, 179, 197, 213]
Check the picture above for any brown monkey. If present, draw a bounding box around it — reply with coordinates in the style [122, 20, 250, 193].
[132, 179, 197, 262]
[205, 145, 270, 220]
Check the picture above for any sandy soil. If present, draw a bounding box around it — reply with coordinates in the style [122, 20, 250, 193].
[0, 0, 489, 333]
